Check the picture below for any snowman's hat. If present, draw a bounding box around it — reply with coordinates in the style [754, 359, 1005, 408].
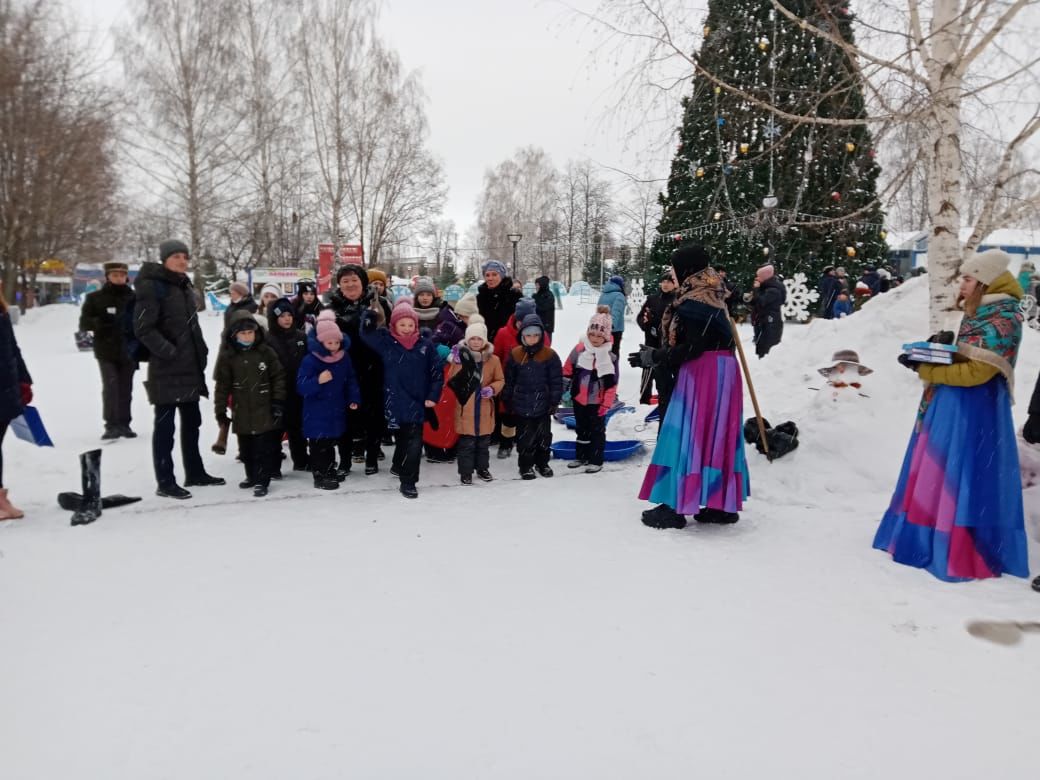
[818, 349, 873, 378]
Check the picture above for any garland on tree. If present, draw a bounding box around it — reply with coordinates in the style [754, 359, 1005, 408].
[647, 0, 888, 292]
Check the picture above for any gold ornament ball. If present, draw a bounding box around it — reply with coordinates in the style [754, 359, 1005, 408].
[846, 246, 857, 257]
[739, 143, 749, 154]
[845, 142, 856, 153]
[880, 230, 888, 240]
[696, 167, 705, 178]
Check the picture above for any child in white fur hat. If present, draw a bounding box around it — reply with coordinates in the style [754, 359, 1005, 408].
[447, 315, 504, 485]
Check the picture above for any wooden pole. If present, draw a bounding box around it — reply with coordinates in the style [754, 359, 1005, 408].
[729, 316, 770, 458]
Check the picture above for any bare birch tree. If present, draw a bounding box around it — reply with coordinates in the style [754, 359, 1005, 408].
[119, 0, 243, 289]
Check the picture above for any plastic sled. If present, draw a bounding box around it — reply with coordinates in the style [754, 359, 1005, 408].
[561, 405, 634, 429]
[550, 439, 644, 462]
[644, 406, 660, 424]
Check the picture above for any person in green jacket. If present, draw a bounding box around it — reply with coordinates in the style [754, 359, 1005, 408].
[213, 310, 287, 497]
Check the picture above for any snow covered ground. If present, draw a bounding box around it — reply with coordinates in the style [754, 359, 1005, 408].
[2, 279, 1039, 778]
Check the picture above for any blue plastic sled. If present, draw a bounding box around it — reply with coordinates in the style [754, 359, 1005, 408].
[645, 405, 660, 424]
[561, 405, 635, 429]
[550, 439, 643, 462]
[11, 406, 54, 447]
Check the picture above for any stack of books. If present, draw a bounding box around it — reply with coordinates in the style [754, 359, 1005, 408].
[902, 341, 957, 365]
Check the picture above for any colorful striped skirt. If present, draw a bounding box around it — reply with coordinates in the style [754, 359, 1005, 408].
[872, 380, 1029, 581]
[639, 350, 749, 513]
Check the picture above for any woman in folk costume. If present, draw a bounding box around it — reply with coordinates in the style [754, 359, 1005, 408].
[874, 249, 1029, 581]
[635, 245, 749, 529]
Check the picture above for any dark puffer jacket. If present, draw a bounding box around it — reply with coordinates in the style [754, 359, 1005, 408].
[636, 289, 676, 349]
[0, 310, 32, 424]
[79, 283, 136, 364]
[360, 311, 443, 428]
[502, 315, 563, 417]
[748, 276, 786, 357]
[296, 330, 362, 440]
[533, 276, 556, 334]
[476, 279, 522, 342]
[266, 312, 308, 381]
[432, 304, 465, 348]
[213, 311, 287, 435]
[133, 261, 210, 405]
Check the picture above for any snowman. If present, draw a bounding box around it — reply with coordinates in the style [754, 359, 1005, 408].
[813, 349, 873, 406]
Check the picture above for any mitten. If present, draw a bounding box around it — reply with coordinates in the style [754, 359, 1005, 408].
[480, 386, 494, 399]
[1024, 415, 1040, 445]
[19, 382, 32, 406]
[897, 354, 920, 372]
[927, 330, 955, 345]
[424, 405, 439, 430]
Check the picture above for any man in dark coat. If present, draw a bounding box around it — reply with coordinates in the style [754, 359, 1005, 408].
[79, 261, 138, 439]
[859, 266, 882, 297]
[134, 239, 224, 498]
[635, 272, 677, 405]
[745, 263, 786, 358]
[324, 264, 392, 473]
[476, 260, 522, 342]
[817, 265, 842, 319]
[533, 275, 556, 335]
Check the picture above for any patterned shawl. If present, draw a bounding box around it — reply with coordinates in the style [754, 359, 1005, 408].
[660, 268, 728, 347]
[954, 295, 1023, 395]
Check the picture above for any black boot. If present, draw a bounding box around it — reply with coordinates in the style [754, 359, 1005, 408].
[695, 507, 739, 524]
[58, 493, 141, 511]
[71, 450, 103, 526]
[641, 503, 686, 529]
[1032, 575, 1040, 593]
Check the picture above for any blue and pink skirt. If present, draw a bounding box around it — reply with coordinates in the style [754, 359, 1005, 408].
[639, 350, 749, 513]
[873, 379, 1029, 581]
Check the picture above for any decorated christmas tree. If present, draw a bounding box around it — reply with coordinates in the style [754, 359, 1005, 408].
[647, 1, 887, 292]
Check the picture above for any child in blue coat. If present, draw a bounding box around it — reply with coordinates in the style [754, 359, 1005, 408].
[361, 298, 443, 498]
[297, 310, 361, 489]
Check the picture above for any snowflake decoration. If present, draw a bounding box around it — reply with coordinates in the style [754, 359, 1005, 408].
[781, 272, 820, 322]
[764, 119, 781, 139]
[627, 279, 647, 320]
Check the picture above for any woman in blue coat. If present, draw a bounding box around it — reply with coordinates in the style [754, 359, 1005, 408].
[0, 290, 33, 520]
[597, 275, 627, 356]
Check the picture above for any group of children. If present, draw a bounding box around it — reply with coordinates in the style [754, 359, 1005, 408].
[213, 280, 621, 499]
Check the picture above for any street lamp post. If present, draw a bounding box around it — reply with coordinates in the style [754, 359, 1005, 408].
[507, 232, 522, 278]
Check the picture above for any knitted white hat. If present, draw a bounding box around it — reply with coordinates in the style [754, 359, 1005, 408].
[960, 249, 1011, 286]
[464, 314, 487, 343]
[454, 293, 479, 318]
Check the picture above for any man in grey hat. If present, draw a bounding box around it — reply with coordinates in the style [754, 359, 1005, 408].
[134, 240, 224, 498]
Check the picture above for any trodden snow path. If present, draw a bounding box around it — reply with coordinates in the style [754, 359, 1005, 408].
[1, 282, 1039, 778]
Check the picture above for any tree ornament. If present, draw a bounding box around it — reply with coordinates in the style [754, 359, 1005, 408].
[845, 246, 856, 257]
[717, 117, 726, 127]
[739, 142, 749, 154]
[845, 142, 856, 153]
[868, 149, 877, 159]
[723, 164, 734, 175]
[695, 167, 705, 178]
[713, 85, 721, 95]
[880, 229, 888, 240]
[758, 37, 770, 51]
[713, 211, 722, 220]
[673, 234, 682, 241]
[762, 247, 770, 256]
[831, 191, 841, 201]
[703, 25, 711, 37]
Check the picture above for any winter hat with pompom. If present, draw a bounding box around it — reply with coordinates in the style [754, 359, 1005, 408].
[315, 310, 341, 343]
[454, 293, 479, 319]
[465, 314, 488, 344]
[756, 264, 775, 283]
[413, 277, 437, 297]
[960, 249, 1011, 287]
[390, 297, 419, 330]
[588, 306, 612, 337]
[608, 275, 625, 289]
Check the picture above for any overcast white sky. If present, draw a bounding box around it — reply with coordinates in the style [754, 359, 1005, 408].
[67, 0, 670, 244]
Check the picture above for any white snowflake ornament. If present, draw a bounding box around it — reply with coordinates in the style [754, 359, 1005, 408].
[781, 272, 819, 322]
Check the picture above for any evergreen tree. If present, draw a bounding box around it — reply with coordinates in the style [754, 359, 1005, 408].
[436, 260, 457, 290]
[647, 1, 887, 293]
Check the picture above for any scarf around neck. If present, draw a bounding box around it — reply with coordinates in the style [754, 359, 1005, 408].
[313, 347, 345, 364]
[660, 268, 728, 347]
[577, 335, 615, 377]
[392, 329, 420, 350]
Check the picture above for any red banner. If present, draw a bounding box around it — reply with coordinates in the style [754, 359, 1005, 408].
[317, 243, 335, 294]
[338, 244, 364, 265]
